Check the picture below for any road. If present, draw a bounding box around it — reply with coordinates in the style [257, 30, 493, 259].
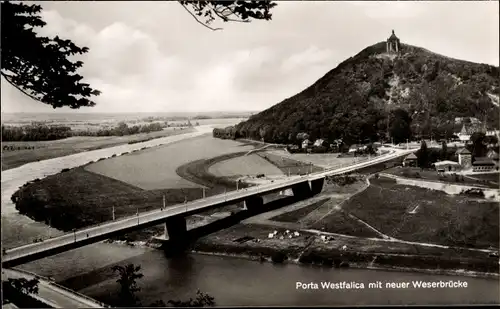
[2, 268, 108, 308]
[3, 146, 414, 267]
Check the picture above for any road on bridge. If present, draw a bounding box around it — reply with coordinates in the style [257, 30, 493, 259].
[2, 268, 107, 308]
[3, 146, 414, 267]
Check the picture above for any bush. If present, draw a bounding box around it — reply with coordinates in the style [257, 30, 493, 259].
[271, 252, 288, 264]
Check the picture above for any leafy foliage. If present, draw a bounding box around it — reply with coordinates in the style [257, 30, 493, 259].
[167, 290, 216, 307]
[1, 121, 165, 141]
[5, 278, 40, 295]
[179, 1, 277, 30]
[2, 278, 49, 308]
[112, 264, 144, 307]
[235, 42, 499, 146]
[1, 1, 101, 109]
[417, 140, 429, 168]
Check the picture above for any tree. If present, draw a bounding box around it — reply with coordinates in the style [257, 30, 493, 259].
[440, 140, 448, 160]
[112, 264, 144, 307]
[5, 278, 39, 295]
[2, 1, 276, 109]
[179, 1, 277, 31]
[417, 140, 429, 169]
[389, 109, 412, 144]
[470, 132, 487, 158]
[1, 1, 101, 109]
[168, 290, 216, 307]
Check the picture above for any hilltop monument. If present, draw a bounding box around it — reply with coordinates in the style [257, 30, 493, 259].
[386, 30, 401, 53]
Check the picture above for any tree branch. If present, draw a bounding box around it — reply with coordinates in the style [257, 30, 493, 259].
[179, 3, 223, 31]
[213, 7, 250, 23]
[1, 72, 44, 103]
[214, 6, 250, 23]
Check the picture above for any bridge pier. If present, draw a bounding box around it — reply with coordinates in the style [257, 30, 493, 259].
[243, 196, 264, 212]
[309, 178, 325, 195]
[291, 182, 313, 199]
[164, 216, 188, 248]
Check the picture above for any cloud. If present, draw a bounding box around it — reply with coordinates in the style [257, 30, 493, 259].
[1, 1, 498, 114]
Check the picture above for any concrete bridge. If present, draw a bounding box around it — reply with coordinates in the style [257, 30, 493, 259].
[3, 147, 414, 268]
[2, 268, 109, 308]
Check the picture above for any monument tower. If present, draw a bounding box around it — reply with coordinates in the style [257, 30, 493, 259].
[386, 30, 401, 53]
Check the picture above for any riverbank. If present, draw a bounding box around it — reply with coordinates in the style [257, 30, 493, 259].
[187, 222, 499, 279]
[1, 127, 195, 171]
[6, 143, 499, 279]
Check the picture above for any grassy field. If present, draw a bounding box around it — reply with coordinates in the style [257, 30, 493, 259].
[84, 135, 255, 190]
[270, 198, 330, 223]
[1, 127, 195, 171]
[385, 167, 499, 189]
[10, 167, 209, 233]
[265, 150, 361, 169]
[208, 153, 283, 177]
[340, 176, 499, 249]
[257, 151, 324, 175]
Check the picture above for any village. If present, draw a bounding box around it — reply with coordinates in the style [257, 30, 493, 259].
[285, 117, 499, 176]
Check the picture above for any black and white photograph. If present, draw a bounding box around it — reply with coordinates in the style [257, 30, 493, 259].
[1, 0, 499, 307]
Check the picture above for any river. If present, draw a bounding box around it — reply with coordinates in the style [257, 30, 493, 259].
[16, 244, 500, 306]
[2, 126, 499, 306]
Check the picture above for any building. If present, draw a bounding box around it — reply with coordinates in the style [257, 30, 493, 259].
[432, 160, 461, 173]
[403, 153, 418, 167]
[348, 144, 367, 153]
[386, 30, 401, 53]
[456, 148, 472, 167]
[301, 139, 311, 149]
[313, 139, 326, 147]
[472, 158, 497, 172]
[487, 149, 499, 161]
[456, 123, 485, 142]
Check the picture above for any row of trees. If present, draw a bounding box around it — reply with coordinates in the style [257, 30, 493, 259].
[1, 124, 72, 141]
[3, 264, 215, 308]
[414, 132, 498, 168]
[1, 121, 168, 141]
[212, 126, 239, 139]
[112, 264, 215, 307]
[77, 122, 164, 137]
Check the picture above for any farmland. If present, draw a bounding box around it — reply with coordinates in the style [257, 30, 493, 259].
[335, 176, 499, 249]
[385, 167, 499, 189]
[84, 135, 255, 190]
[265, 149, 363, 169]
[208, 154, 284, 178]
[1, 127, 195, 171]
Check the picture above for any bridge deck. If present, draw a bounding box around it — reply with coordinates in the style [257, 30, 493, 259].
[3, 148, 414, 268]
[2, 268, 108, 308]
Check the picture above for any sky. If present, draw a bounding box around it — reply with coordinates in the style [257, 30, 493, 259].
[1, 1, 499, 114]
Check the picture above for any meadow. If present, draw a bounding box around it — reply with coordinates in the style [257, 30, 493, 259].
[84, 135, 255, 190]
[1, 127, 194, 171]
[265, 150, 361, 169]
[208, 153, 284, 178]
[385, 167, 499, 189]
[337, 176, 499, 249]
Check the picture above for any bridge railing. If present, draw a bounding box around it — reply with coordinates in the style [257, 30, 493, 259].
[8, 267, 111, 308]
[5, 148, 410, 256]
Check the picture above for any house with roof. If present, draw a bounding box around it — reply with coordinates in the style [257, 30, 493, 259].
[472, 157, 497, 172]
[487, 149, 499, 161]
[432, 160, 461, 173]
[456, 123, 486, 142]
[313, 138, 326, 147]
[456, 148, 472, 167]
[402, 153, 418, 167]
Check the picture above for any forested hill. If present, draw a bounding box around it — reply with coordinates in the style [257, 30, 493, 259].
[235, 41, 500, 145]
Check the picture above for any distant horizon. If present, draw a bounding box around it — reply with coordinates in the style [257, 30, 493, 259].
[1, 1, 498, 114]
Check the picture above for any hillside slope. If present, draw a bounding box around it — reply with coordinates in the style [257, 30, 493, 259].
[236, 42, 499, 144]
